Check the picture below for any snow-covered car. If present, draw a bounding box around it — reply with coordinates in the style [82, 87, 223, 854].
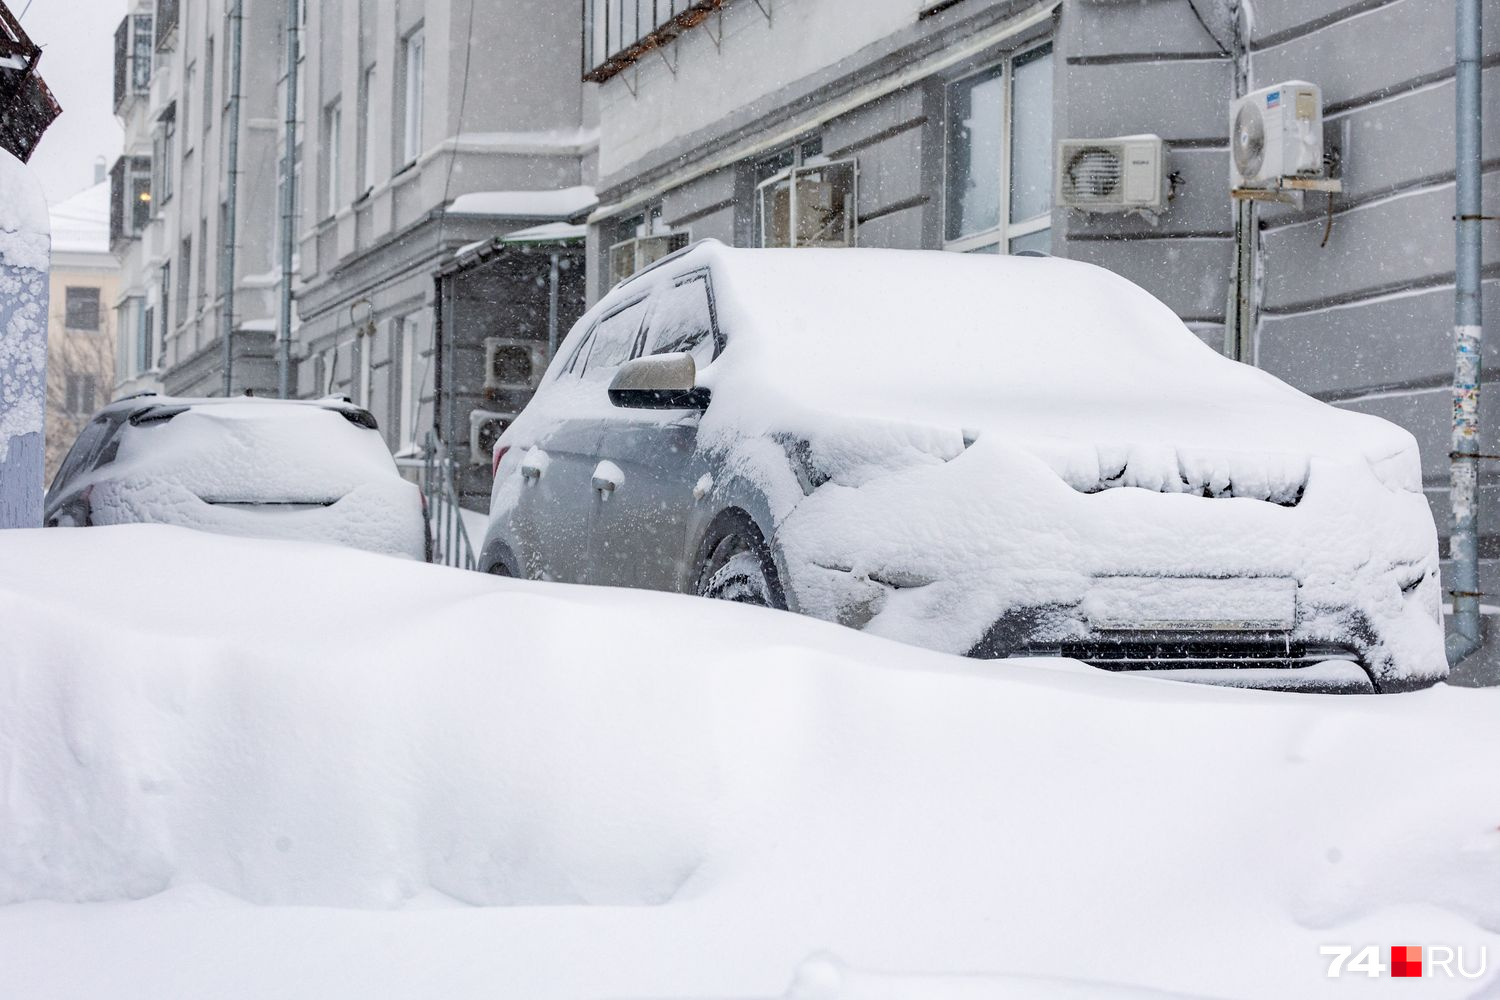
[482, 241, 1446, 693]
[45, 395, 430, 561]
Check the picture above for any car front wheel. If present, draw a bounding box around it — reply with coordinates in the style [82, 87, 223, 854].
[696, 527, 785, 609]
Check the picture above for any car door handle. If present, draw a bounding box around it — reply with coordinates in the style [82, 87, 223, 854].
[591, 460, 624, 494]
[520, 448, 549, 481]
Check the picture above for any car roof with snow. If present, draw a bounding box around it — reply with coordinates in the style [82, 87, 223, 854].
[577, 240, 1415, 466]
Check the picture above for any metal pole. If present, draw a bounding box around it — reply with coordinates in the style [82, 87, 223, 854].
[221, 0, 244, 397]
[1448, 0, 1484, 669]
[547, 251, 561, 356]
[277, 0, 301, 399]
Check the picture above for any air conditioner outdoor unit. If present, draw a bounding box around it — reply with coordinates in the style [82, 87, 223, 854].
[1230, 81, 1323, 188]
[469, 408, 515, 466]
[1056, 135, 1167, 215]
[483, 337, 548, 393]
[608, 232, 690, 287]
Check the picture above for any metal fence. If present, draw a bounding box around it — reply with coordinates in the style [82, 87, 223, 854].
[418, 431, 478, 571]
[582, 0, 724, 82]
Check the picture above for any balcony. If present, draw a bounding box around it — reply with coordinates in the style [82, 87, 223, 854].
[112, 14, 153, 111]
[582, 0, 725, 83]
[109, 155, 153, 252]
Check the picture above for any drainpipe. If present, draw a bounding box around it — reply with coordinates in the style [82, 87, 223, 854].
[221, 0, 244, 396]
[277, 0, 301, 399]
[1448, 0, 1485, 668]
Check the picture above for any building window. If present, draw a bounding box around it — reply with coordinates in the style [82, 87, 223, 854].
[607, 206, 689, 287]
[753, 137, 858, 249]
[204, 36, 215, 132]
[357, 64, 375, 194]
[944, 42, 1053, 254]
[177, 237, 192, 323]
[108, 155, 153, 247]
[323, 100, 341, 214]
[140, 304, 155, 372]
[65, 375, 98, 416]
[153, 103, 176, 207]
[197, 217, 209, 313]
[159, 261, 171, 353]
[156, 0, 179, 50]
[64, 287, 102, 331]
[401, 29, 425, 166]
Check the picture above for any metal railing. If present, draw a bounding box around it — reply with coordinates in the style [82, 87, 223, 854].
[419, 431, 478, 571]
[582, 0, 724, 82]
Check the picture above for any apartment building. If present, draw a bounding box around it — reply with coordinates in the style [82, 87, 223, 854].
[109, 0, 286, 401]
[294, 0, 597, 505]
[581, 0, 1498, 675]
[45, 172, 120, 482]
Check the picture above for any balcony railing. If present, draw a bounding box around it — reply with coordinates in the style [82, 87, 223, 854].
[582, 0, 724, 83]
[113, 14, 153, 110]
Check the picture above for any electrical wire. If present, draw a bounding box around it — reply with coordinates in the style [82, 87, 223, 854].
[1185, 0, 1231, 56]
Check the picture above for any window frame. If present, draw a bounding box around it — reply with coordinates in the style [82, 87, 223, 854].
[401, 28, 425, 168]
[942, 39, 1054, 256]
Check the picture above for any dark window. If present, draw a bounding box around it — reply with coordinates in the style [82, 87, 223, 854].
[64, 287, 102, 331]
[177, 237, 191, 321]
[581, 298, 650, 374]
[156, 0, 179, 49]
[109, 155, 153, 246]
[65, 374, 97, 415]
[646, 273, 719, 366]
[159, 261, 171, 349]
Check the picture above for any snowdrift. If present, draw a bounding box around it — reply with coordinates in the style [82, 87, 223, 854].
[0, 525, 1496, 999]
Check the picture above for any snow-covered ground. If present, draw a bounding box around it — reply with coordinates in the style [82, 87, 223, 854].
[0, 525, 1496, 999]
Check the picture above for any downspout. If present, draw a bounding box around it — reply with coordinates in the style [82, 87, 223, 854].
[221, 0, 244, 396]
[1225, 1, 1256, 363]
[1447, 0, 1484, 667]
[277, 0, 301, 398]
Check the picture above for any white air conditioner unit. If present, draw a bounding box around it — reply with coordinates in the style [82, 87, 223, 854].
[1056, 135, 1167, 215]
[483, 337, 548, 393]
[469, 408, 515, 466]
[609, 232, 690, 287]
[1230, 81, 1323, 188]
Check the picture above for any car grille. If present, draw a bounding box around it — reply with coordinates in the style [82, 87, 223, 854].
[1019, 637, 1360, 672]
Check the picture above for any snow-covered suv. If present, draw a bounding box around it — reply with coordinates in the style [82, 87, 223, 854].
[482, 241, 1446, 692]
[46, 395, 430, 560]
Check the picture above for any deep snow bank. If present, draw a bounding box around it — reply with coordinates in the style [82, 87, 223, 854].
[0, 526, 1497, 999]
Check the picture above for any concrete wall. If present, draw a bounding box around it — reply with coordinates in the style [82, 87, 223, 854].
[587, 0, 1500, 677]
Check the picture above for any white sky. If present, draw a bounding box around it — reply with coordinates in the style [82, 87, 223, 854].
[19, 0, 125, 206]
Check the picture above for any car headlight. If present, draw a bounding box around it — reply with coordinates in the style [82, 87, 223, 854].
[1367, 445, 1423, 494]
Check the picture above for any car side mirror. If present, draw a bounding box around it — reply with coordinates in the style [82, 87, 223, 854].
[608, 353, 711, 410]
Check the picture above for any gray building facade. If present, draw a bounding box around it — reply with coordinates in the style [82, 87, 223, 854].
[293, 0, 598, 474]
[582, 0, 1499, 677]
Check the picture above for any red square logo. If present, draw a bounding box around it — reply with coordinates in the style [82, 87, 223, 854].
[1391, 945, 1422, 978]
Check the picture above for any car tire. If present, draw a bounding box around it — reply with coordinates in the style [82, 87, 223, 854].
[696, 526, 785, 609]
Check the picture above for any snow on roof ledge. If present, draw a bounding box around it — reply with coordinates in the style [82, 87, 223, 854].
[445, 186, 597, 220]
[501, 221, 587, 244]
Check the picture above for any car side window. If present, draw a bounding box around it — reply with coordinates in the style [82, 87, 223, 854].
[645, 271, 721, 368]
[581, 298, 650, 375]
